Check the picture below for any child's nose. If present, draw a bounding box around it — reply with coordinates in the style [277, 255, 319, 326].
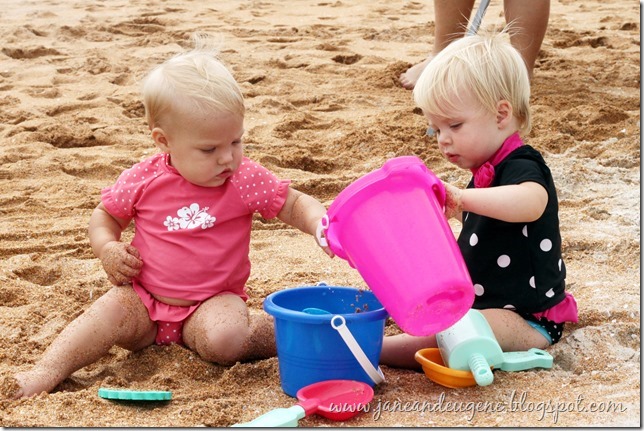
[437, 132, 450, 148]
[218, 146, 234, 165]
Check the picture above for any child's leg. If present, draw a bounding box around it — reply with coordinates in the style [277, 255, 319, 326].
[12, 286, 156, 398]
[479, 308, 550, 351]
[182, 294, 276, 365]
[381, 309, 549, 369]
[380, 334, 437, 369]
[243, 310, 277, 361]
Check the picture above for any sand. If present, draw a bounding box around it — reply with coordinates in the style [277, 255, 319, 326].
[0, 0, 640, 427]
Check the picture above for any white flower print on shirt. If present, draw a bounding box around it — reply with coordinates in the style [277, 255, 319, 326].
[164, 203, 216, 231]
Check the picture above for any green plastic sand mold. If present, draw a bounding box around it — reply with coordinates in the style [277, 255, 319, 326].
[98, 387, 172, 401]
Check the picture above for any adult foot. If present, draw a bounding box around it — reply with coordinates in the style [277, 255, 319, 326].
[399, 56, 433, 90]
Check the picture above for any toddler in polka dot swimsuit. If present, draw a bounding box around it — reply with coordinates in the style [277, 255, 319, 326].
[380, 28, 578, 369]
[10, 34, 333, 398]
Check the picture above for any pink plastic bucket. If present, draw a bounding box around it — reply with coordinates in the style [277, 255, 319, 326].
[321, 156, 474, 335]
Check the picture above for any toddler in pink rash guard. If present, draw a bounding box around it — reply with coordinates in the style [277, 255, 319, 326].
[9, 34, 332, 399]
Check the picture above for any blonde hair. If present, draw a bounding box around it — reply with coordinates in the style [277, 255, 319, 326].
[413, 28, 531, 134]
[142, 34, 245, 128]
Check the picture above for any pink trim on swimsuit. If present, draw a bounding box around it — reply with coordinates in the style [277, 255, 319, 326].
[532, 292, 579, 324]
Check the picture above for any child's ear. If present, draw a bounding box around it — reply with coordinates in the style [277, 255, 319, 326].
[496, 100, 513, 128]
[151, 127, 170, 152]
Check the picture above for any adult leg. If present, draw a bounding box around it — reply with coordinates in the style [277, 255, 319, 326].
[182, 294, 276, 366]
[400, 0, 475, 89]
[504, 0, 550, 79]
[12, 286, 156, 398]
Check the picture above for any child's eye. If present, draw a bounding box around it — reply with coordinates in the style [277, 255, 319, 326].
[450, 123, 462, 130]
[201, 148, 216, 153]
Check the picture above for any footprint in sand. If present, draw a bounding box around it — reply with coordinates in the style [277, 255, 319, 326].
[13, 264, 62, 287]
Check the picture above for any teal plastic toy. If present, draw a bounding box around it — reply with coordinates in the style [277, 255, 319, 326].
[98, 388, 172, 401]
[434, 309, 554, 386]
[435, 309, 505, 386]
[500, 349, 554, 371]
[415, 347, 553, 388]
[232, 406, 305, 427]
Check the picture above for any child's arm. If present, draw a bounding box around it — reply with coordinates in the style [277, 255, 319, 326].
[88, 203, 143, 285]
[277, 187, 334, 257]
[445, 181, 548, 223]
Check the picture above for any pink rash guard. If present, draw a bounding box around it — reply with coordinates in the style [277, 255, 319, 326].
[101, 153, 290, 304]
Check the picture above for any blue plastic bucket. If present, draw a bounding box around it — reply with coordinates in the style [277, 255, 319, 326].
[264, 285, 388, 397]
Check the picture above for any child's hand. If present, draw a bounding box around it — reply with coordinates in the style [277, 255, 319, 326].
[99, 241, 143, 286]
[443, 182, 463, 220]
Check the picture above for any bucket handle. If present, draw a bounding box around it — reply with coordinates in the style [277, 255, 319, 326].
[331, 315, 385, 385]
[315, 215, 329, 248]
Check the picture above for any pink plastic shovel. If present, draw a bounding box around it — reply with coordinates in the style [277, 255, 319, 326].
[232, 380, 374, 427]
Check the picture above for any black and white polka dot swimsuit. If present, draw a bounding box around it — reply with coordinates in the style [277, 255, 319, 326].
[458, 145, 567, 343]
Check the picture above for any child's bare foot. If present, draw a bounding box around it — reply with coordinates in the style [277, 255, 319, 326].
[399, 56, 433, 90]
[7, 367, 62, 399]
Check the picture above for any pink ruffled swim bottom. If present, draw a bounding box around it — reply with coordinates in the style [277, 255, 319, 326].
[132, 282, 201, 346]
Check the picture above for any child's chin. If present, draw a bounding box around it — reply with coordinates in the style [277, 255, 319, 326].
[190, 178, 226, 187]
